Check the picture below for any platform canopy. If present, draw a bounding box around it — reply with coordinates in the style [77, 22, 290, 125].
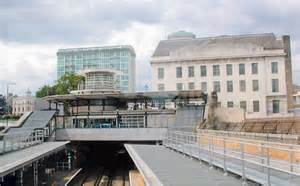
[43, 90, 206, 103]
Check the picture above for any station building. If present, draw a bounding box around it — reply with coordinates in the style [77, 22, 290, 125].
[151, 31, 294, 118]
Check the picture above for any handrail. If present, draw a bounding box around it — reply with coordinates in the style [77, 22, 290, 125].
[0, 129, 46, 154]
[163, 130, 300, 186]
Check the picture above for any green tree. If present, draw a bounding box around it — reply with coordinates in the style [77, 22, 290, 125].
[55, 74, 85, 95]
[36, 74, 84, 98]
[36, 85, 55, 98]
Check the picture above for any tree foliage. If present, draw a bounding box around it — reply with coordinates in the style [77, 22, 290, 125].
[36, 74, 84, 98]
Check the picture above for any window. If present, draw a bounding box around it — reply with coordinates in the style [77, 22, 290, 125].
[158, 68, 164, 79]
[226, 64, 232, 76]
[271, 62, 278, 74]
[272, 100, 280, 113]
[272, 79, 279, 92]
[176, 83, 183, 91]
[188, 66, 194, 77]
[252, 80, 259, 91]
[253, 100, 260, 112]
[201, 82, 207, 92]
[239, 64, 245, 75]
[158, 84, 164, 91]
[240, 101, 247, 110]
[213, 65, 220, 76]
[251, 63, 258, 74]
[200, 66, 207, 77]
[227, 101, 234, 108]
[239, 80, 246, 92]
[188, 82, 195, 90]
[176, 67, 182, 78]
[227, 81, 233, 92]
[213, 81, 220, 92]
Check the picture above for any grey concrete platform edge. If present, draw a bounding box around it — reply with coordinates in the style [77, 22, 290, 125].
[0, 141, 70, 177]
[125, 144, 163, 186]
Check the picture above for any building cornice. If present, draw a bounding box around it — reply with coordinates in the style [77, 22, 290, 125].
[150, 52, 286, 64]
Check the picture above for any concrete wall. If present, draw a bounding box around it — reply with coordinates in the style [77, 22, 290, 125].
[55, 128, 167, 141]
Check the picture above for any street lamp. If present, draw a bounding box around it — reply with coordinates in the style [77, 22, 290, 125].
[6, 82, 16, 99]
[6, 82, 16, 114]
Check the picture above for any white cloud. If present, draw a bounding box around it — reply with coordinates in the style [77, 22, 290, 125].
[1, 0, 300, 96]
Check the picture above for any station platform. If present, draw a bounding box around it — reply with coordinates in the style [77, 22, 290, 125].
[125, 144, 242, 186]
[0, 141, 69, 177]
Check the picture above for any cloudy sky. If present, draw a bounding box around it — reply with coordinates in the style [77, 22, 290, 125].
[0, 0, 300, 95]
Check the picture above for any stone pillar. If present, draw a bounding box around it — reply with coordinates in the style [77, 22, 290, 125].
[206, 91, 218, 129]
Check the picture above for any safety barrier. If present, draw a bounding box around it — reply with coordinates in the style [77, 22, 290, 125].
[163, 131, 300, 186]
[0, 129, 45, 154]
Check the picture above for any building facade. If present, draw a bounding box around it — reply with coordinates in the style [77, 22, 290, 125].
[12, 91, 48, 116]
[57, 45, 136, 93]
[151, 31, 294, 118]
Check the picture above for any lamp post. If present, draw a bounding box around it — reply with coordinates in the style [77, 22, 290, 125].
[6, 82, 16, 114]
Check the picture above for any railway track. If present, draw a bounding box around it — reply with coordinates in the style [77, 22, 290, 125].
[68, 168, 129, 186]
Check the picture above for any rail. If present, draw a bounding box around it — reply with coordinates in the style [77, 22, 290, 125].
[0, 129, 45, 154]
[163, 131, 300, 186]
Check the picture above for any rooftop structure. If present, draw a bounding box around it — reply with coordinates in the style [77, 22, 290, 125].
[73, 69, 119, 95]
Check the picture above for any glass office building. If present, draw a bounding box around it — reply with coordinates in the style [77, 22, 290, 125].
[57, 45, 136, 92]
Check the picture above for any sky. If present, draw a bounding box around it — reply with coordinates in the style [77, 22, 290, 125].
[0, 0, 300, 96]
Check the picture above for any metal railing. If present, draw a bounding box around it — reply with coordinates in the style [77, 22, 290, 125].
[56, 162, 70, 170]
[163, 131, 300, 186]
[0, 129, 45, 154]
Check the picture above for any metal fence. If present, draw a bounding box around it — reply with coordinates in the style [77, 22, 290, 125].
[0, 129, 45, 154]
[163, 131, 300, 186]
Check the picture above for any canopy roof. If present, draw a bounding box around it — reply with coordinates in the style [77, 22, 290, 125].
[43, 90, 206, 102]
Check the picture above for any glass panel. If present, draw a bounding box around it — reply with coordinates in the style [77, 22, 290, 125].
[213, 65, 220, 76]
[251, 63, 258, 74]
[188, 82, 195, 90]
[240, 101, 247, 110]
[200, 66, 207, 77]
[213, 81, 220, 92]
[201, 82, 207, 92]
[158, 68, 164, 79]
[226, 64, 232, 76]
[176, 83, 183, 91]
[227, 81, 233, 92]
[272, 100, 280, 113]
[239, 64, 245, 75]
[188, 66, 194, 77]
[272, 79, 279, 92]
[227, 102, 234, 108]
[253, 100, 260, 112]
[176, 67, 182, 78]
[271, 62, 278, 74]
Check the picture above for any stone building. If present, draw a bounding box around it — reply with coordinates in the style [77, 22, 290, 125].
[151, 31, 294, 118]
[12, 91, 48, 116]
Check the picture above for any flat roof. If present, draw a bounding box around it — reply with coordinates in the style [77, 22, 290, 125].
[125, 144, 242, 186]
[43, 90, 206, 102]
[57, 45, 136, 56]
[0, 141, 69, 177]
